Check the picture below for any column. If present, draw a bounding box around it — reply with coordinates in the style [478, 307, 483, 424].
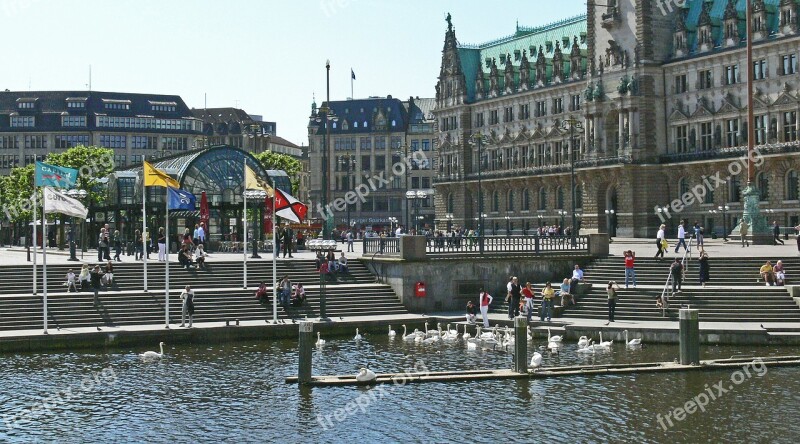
[594, 115, 603, 154]
[585, 116, 593, 153]
[618, 110, 625, 154]
[628, 109, 636, 150]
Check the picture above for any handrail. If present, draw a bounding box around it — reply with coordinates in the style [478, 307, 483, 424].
[659, 237, 694, 317]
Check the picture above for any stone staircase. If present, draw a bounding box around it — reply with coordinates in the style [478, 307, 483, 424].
[0, 260, 409, 331]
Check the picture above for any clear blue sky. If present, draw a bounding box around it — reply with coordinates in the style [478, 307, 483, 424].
[3, 0, 586, 145]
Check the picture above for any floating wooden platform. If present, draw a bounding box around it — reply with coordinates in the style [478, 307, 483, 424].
[285, 355, 800, 386]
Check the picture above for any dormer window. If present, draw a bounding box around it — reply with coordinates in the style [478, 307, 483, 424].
[391, 120, 396, 127]
[149, 101, 177, 112]
[66, 97, 87, 109]
[62, 115, 86, 127]
[363, 121, 368, 128]
[499, 54, 506, 64]
[546, 42, 553, 53]
[485, 58, 492, 68]
[514, 50, 521, 61]
[562, 37, 570, 47]
[17, 101, 35, 109]
[10, 115, 35, 128]
[103, 99, 131, 110]
[354, 121, 359, 128]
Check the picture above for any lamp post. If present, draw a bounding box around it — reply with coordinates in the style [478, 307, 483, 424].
[604, 209, 616, 237]
[311, 60, 338, 240]
[504, 214, 511, 236]
[339, 155, 356, 228]
[388, 217, 398, 235]
[405, 190, 427, 233]
[561, 116, 583, 247]
[395, 144, 411, 230]
[244, 190, 267, 258]
[470, 133, 488, 254]
[65, 189, 88, 261]
[718, 204, 730, 241]
[558, 209, 568, 233]
[445, 213, 453, 231]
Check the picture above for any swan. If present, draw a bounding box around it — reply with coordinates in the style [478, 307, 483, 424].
[624, 330, 642, 346]
[442, 325, 457, 342]
[388, 325, 396, 337]
[402, 325, 416, 342]
[577, 340, 596, 354]
[479, 326, 496, 340]
[503, 327, 515, 348]
[578, 336, 590, 348]
[461, 324, 472, 340]
[595, 331, 613, 348]
[447, 324, 459, 337]
[467, 341, 478, 350]
[354, 328, 363, 341]
[547, 340, 560, 352]
[548, 327, 563, 343]
[140, 342, 165, 361]
[316, 332, 326, 346]
[356, 367, 377, 382]
[527, 326, 534, 341]
[530, 351, 543, 369]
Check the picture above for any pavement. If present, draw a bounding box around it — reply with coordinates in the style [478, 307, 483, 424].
[608, 236, 800, 258]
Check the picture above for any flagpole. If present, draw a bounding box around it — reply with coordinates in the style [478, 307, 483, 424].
[33, 189, 37, 296]
[42, 194, 48, 335]
[243, 159, 248, 289]
[272, 191, 277, 323]
[142, 175, 148, 293]
[164, 187, 169, 329]
[351, 71, 353, 100]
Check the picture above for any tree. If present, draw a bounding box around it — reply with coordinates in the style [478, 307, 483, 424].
[46, 145, 115, 204]
[252, 151, 302, 194]
[0, 164, 35, 223]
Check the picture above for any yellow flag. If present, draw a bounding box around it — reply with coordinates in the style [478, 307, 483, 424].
[245, 165, 274, 196]
[143, 161, 180, 188]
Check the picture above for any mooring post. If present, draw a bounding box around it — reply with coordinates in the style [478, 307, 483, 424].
[679, 308, 700, 365]
[514, 316, 527, 373]
[298, 321, 314, 384]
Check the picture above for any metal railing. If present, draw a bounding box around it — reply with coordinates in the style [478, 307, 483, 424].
[363, 237, 400, 255]
[659, 237, 694, 317]
[426, 235, 589, 254]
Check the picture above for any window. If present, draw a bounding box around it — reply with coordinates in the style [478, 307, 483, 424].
[132, 136, 157, 150]
[411, 177, 420, 189]
[698, 70, 712, 89]
[359, 137, 371, 150]
[757, 172, 769, 201]
[17, 101, 35, 109]
[390, 136, 402, 149]
[100, 135, 127, 149]
[151, 104, 176, 112]
[755, 115, 767, 144]
[391, 120, 396, 127]
[361, 155, 371, 171]
[703, 179, 715, 204]
[446, 193, 454, 213]
[726, 119, 739, 147]
[0, 136, 19, 149]
[504, 106, 514, 122]
[55, 134, 89, 149]
[422, 177, 430, 188]
[422, 139, 430, 151]
[754, 59, 767, 80]
[724, 65, 739, 85]
[375, 155, 386, 170]
[507, 190, 515, 211]
[115, 155, 127, 166]
[411, 140, 419, 152]
[538, 188, 547, 211]
[519, 104, 530, 119]
[700, 122, 713, 151]
[728, 176, 741, 202]
[787, 170, 799, 200]
[678, 177, 689, 199]
[552, 98, 563, 114]
[353, 121, 359, 128]
[24, 135, 47, 149]
[96, 116, 199, 131]
[61, 115, 86, 127]
[575, 185, 583, 209]
[782, 54, 797, 75]
[784, 111, 797, 141]
[67, 101, 86, 109]
[475, 112, 485, 127]
[522, 189, 530, 211]
[535, 101, 546, 117]
[103, 101, 130, 110]
[491, 191, 499, 212]
[675, 125, 689, 153]
[553, 141, 563, 164]
[10, 116, 34, 127]
[570, 94, 581, 111]
[0, 155, 20, 169]
[489, 110, 499, 125]
[556, 187, 564, 209]
[675, 74, 688, 93]
[162, 137, 188, 151]
[374, 137, 386, 150]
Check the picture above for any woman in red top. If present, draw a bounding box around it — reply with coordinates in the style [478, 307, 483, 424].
[624, 250, 636, 288]
[479, 289, 493, 328]
[522, 282, 535, 322]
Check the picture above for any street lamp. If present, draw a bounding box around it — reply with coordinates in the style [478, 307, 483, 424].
[604, 208, 616, 237]
[504, 214, 511, 236]
[244, 190, 268, 258]
[718, 204, 730, 241]
[445, 213, 453, 231]
[561, 116, 583, 247]
[395, 144, 411, 229]
[405, 190, 427, 233]
[65, 189, 88, 261]
[311, 59, 338, 240]
[388, 216, 398, 235]
[470, 133, 489, 254]
[557, 209, 568, 233]
[339, 155, 356, 228]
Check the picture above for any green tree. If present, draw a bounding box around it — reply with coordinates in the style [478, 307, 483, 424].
[0, 164, 35, 223]
[253, 151, 302, 194]
[46, 145, 115, 204]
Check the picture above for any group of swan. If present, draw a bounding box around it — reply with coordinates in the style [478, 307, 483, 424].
[575, 330, 642, 354]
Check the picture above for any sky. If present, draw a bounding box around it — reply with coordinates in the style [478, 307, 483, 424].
[2, 0, 586, 145]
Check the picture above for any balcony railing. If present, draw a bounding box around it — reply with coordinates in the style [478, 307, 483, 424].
[426, 235, 588, 254]
[363, 237, 400, 255]
[660, 141, 800, 163]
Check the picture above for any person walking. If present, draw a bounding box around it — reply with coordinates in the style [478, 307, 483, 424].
[134, 229, 143, 261]
[699, 252, 710, 287]
[740, 218, 750, 247]
[795, 224, 800, 255]
[674, 220, 688, 253]
[522, 282, 535, 322]
[282, 225, 293, 258]
[112, 230, 122, 262]
[479, 289, 493, 328]
[693, 221, 704, 248]
[180, 285, 195, 328]
[508, 277, 521, 319]
[773, 221, 785, 245]
[670, 258, 684, 294]
[346, 230, 354, 253]
[655, 224, 666, 259]
[540, 282, 555, 322]
[606, 281, 619, 325]
[90, 265, 103, 306]
[624, 250, 636, 288]
[157, 227, 166, 261]
[97, 228, 108, 262]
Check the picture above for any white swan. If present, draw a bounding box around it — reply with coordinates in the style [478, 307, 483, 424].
[388, 325, 396, 337]
[316, 332, 326, 346]
[354, 328, 363, 341]
[479, 326, 495, 340]
[595, 331, 613, 348]
[140, 342, 165, 361]
[547, 340, 560, 352]
[402, 325, 416, 342]
[423, 326, 442, 344]
[624, 330, 642, 346]
[527, 326, 534, 341]
[577, 336, 590, 348]
[548, 327, 563, 343]
[447, 324, 459, 337]
[530, 351, 543, 369]
[442, 325, 457, 342]
[356, 367, 377, 382]
[577, 340, 596, 354]
[461, 324, 472, 340]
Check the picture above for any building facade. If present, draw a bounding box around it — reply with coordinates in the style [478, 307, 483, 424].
[434, 0, 800, 238]
[308, 96, 436, 232]
[0, 91, 204, 173]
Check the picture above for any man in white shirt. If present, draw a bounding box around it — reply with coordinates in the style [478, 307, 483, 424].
[338, 252, 348, 273]
[674, 220, 688, 253]
[197, 223, 206, 246]
[395, 226, 403, 237]
[570, 264, 584, 294]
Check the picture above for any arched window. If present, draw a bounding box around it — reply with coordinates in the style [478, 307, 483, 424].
[704, 186, 715, 204]
[446, 193, 454, 213]
[522, 189, 530, 211]
[757, 172, 769, 201]
[492, 191, 500, 212]
[507, 190, 515, 211]
[575, 184, 583, 209]
[539, 188, 547, 211]
[678, 177, 689, 199]
[354, 121, 359, 128]
[787, 170, 799, 201]
[556, 187, 565, 209]
[478, 190, 485, 213]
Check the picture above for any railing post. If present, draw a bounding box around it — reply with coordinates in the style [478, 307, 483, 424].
[535, 236, 540, 254]
[679, 308, 700, 365]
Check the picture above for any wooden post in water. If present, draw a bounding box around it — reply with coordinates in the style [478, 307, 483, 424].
[298, 321, 314, 384]
[679, 308, 700, 365]
[514, 316, 527, 373]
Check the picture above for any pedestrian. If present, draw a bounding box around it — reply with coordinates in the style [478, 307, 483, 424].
[65, 269, 77, 292]
[540, 282, 555, 322]
[606, 281, 619, 325]
[198, 222, 206, 247]
[479, 289, 493, 328]
[280, 275, 292, 306]
[740, 218, 750, 247]
[103, 260, 114, 287]
[569, 264, 584, 294]
[522, 282, 535, 323]
[180, 285, 194, 328]
[670, 258, 683, 294]
[282, 225, 293, 258]
[103, 224, 112, 260]
[157, 227, 166, 261]
[795, 224, 800, 255]
[693, 221, 704, 248]
[773, 221, 785, 245]
[90, 265, 103, 306]
[624, 250, 636, 288]
[347, 230, 354, 252]
[559, 278, 573, 307]
[674, 220, 688, 253]
[134, 229, 143, 261]
[97, 228, 108, 262]
[655, 224, 666, 259]
[113, 230, 122, 262]
[699, 252, 710, 287]
[79, 264, 90, 290]
[508, 277, 521, 319]
[195, 244, 207, 270]
[466, 301, 477, 324]
[192, 224, 201, 246]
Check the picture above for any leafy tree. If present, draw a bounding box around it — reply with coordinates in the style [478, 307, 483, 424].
[46, 145, 115, 204]
[253, 151, 302, 194]
[0, 164, 35, 223]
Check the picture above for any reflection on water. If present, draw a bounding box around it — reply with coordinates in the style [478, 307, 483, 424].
[0, 334, 798, 443]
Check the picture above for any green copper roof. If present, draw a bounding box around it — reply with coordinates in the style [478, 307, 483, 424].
[457, 14, 587, 102]
[683, 0, 787, 51]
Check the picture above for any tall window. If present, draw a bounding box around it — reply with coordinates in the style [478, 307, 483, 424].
[570, 94, 581, 111]
[698, 70, 713, 89]
[675, 74, 688, 93]
[55, 135, 89, 149]
[552, 98, 563, 114]
[783, 111, 797, 141]
[786, 170, 799, 201]
[678, 177, 689, 199]
[492, 191, 500, 212]
[755, 115, 767, 144]
[728, 176, 741, 202]
[504, 106, 514, 122]
[99, 135, 126, 149]
[538, 188, 547, 211]
[24, 135, 47, 149]
[726, 119, 739, 147]
[675, 125, 689, 153]
[446, 193, 454, 213]
[700, 122, 713, 151]
[782, 54, 797, 75]
[575, 184, 583, 209]
[507, 190, 515, 211]
[757, 172, 769, 201]
[556, 187, 564, 209]
[522, 189, 530, 211]
[724, 65, 739, 85]
[754, 59, 767, 80]
[535, 101, 547, 117]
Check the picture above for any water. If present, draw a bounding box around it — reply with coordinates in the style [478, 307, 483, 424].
[1, 332, 799, 443]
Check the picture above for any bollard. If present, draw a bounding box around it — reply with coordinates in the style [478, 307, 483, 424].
[679, 308, 700, 365]
[514, 316, 528, 373]
[298, 321, 314, 384]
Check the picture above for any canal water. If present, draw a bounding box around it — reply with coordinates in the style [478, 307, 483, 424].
[1, 332, 799, 443]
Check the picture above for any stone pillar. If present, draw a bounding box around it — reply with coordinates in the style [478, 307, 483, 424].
[628, 109, 635, 150]
[298, 321, 314, 384]
[618, 110, 625, 153]
[679, 309, 700, 365]
[400, 235, 427, 260]
[588, 233, 610, 256]
[585, 116, 593, 152]
[595, 116, 603, 153]
[513, 316, 528, 373]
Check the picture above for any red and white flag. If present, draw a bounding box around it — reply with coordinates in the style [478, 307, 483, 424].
[274, 188, 308, 223]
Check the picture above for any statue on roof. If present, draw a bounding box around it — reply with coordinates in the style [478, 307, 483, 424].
[446, 12, 452, 31]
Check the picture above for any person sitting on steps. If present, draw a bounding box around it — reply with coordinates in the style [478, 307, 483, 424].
[291, 283, 306, 307]
[760, 260, 776, 286]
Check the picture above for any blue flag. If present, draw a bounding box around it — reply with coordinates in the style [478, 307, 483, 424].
[167, 187, 196, 211]
[35, 161, 78, 188]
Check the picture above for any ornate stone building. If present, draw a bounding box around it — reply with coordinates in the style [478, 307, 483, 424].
[434, 0, 800, 238]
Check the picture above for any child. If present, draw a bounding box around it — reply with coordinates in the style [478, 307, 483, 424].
[65, 269, 77, 292]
